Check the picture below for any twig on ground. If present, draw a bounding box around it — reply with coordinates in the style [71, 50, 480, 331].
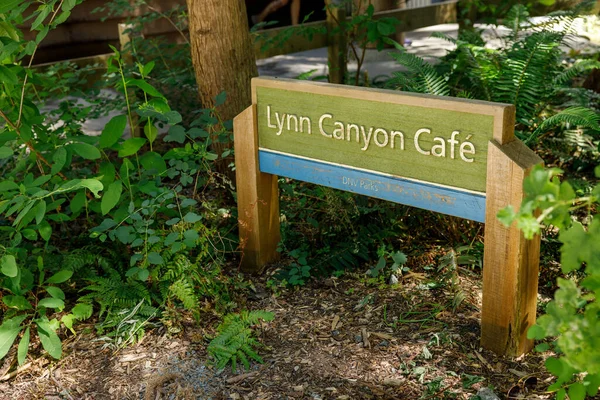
[0, 362, 32, 382]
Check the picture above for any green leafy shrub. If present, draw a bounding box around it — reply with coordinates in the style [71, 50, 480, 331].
[386, 2, 600, 144]
[0, 0, 240, 363]
[500, 165, 600, 399]
[207, 310, 274, 372]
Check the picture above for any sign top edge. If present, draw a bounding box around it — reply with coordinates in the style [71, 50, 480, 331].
[251, 76, 513, 116]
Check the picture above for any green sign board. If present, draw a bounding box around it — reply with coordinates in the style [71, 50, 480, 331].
[254, 79, 501, 193]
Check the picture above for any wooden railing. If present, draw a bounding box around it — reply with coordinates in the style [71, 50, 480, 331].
[33, 1, 459, 72]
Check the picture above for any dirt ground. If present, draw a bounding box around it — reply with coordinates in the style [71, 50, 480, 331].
[0, 264, 557, 400]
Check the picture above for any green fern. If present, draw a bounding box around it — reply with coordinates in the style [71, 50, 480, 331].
[554, 60, 600, 86]
[207, 310, 274, 372]
[529, 107, 600, 144]
[503, 4, 531, 40]
[388, 50, 449, 96]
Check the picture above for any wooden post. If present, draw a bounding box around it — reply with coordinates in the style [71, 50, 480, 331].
[117, 23, 140, 138]
[233, 105, 280, 272]
[327, 0, 347, 84]
[481, 119, 543, 356]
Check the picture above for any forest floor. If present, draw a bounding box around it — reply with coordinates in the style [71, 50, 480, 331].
[1, 250, 558, 400]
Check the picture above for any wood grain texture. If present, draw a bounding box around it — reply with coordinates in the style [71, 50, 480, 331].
[481, 139, 543, 356]
[259, 149, 486, 222]
[252, 77, 512, 192]
[234, 106, 281, 273]
[187, 0, 257, 174]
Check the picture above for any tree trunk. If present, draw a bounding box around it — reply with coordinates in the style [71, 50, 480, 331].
[186, 0, 258, 176]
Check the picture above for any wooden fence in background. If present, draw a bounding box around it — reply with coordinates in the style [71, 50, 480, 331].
[31, 0, 588, 71]
[33, 0, 459, 74]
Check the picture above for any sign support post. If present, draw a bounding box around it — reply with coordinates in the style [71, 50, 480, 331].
[234, 104, 281, 271]
[234, 78, 542, 356]
[481, 139, 542, 356]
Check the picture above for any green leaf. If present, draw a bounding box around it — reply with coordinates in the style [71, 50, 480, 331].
[147, 252, 163, 265]
[118, 137, 146, 157]
[38, 297, 65, 309]
[144, 123, 158, 145]
[3, 295, 32, 310]
[534, 343, 550, 352]
[35, 25, 49, 43]
[0, 65, 18, 85]
[0, 146, 13, 159]
[69, 191, 86, 213]
[584, 374, 600, 396]
[527, 324, 545, 340]
[53, 10, 71, 25]
[142, 61, 155, 76]
[31, 5, 52, 30]
[35, 320, 62, 359]
[63, 0, 77, 12]
[101, 180, 122, 215]
[51, 147, 67, 175]
[204, 152, 218, 161]
[0, 180, 19, 192]
[45, 286, 65, 300]
[17, 327, 30, 366]
[61, 314, 75, 334]
[377, 20, 396, 36]
[34, 200, 46, 225]
[215, 91, 227, 107]
[59, 179, 103, 198]
[137, 268, 149, 281]
[516, 215, 540, 240]
[38, 220, 52, 241]
[139, 151, 166, 174]
[46, 270, 73, 284]
[69, 142, 101, 160]
[568, 383, 586, 400]
[0, 0, 21, 13]
[129, 79, 165, 98]
[183, 212, 202, 223]
[0, 315, 27, 360]
[71, 303, 93, 320]
[546, 357, 566, 377]
[99, 114, 127, 148]
[497, 205, 516, 227]
[391, 251, 407, 265]
[1, 254, 18, 277]
[164, 125, 186, 143]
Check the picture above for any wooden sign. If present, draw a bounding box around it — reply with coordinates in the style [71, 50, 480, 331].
[234, 77, 542, 357]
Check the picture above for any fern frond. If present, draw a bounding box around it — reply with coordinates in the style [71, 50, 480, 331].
[430, 31, 456, 44]
[207, 310, 274, 371]
[534, 106, 600, 137]
[496, 31, 562, 122]
[504, 4, 531, 39]
[554, 60, 600, 86]
[389, 51, 449, 96]
[169, 279, 199, 311]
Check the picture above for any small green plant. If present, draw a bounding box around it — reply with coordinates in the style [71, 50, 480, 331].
[327, 0, 400, 85]
[367, 247, 407, 278]
[207, 310, 274, 372]
[500, 164, 600, 399]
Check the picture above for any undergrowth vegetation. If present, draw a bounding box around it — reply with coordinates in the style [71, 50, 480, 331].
[0, 0, 599, 394]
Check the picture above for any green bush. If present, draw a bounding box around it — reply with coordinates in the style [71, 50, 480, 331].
[500, 165, 600, 399]
[0, 0, 239, 363]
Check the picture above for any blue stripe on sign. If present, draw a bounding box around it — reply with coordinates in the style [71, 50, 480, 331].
[258, 150, 486, 223]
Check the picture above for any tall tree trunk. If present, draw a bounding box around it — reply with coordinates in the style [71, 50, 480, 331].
[186, 0, 258, 176]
